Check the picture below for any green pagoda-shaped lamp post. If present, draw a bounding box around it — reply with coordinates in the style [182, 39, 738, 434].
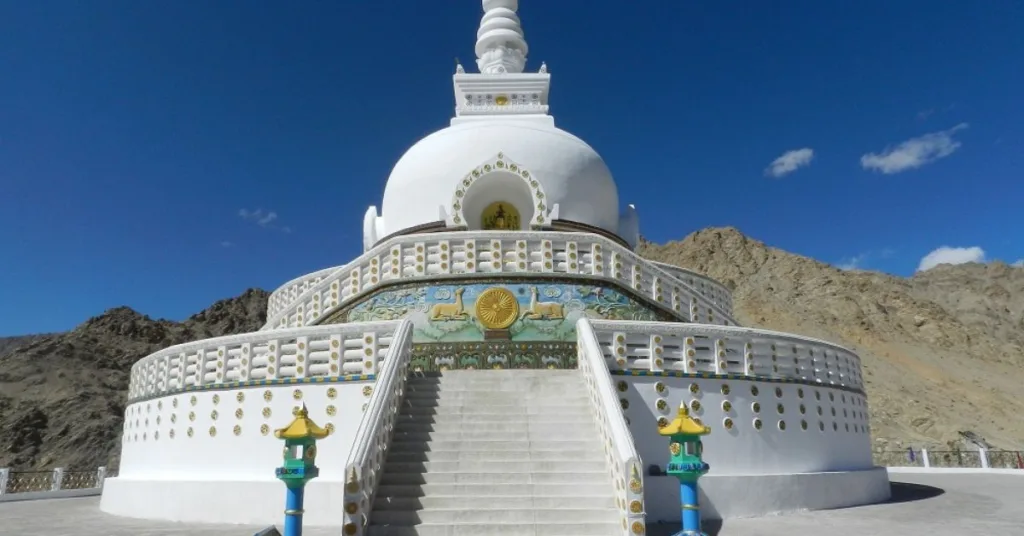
[658, 402, 712, 536]
[274, 404, 331, 536]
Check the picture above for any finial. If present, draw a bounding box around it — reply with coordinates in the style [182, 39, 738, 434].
[475, 0, 528, 74]
[455, 58, 465, 74]
[678, 401, 689, 417]
[539, 62, 547, 74]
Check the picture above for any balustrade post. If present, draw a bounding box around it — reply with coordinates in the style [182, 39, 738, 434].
[51, 467, 65, 491]
[921, 449, 931, 468]
[0, 467, 9, 495]
[96, 466, 107, 489]
[979, 448, 990, 469]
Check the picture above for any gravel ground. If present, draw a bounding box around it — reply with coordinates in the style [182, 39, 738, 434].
[2, 473, 1023, 536]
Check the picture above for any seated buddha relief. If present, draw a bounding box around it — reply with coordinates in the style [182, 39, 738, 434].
[481, 201, 520, 230]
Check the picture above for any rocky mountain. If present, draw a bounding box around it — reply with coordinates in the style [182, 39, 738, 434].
[0, 334, 52, 357]
[0, 289, 269, 471]
[637, 227, 1024, 452]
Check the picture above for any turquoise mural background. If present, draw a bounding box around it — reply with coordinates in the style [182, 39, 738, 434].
[338, 282, 662, 343]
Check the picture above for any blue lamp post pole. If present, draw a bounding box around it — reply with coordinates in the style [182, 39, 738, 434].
[658, 402, 711, 536]
[274, 404, 331, 536]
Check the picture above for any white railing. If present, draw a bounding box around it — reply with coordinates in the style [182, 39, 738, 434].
[577, 319, 646, 536]
[261, 230, 739, 331]
[0, 467, 108, 503]
[126, 322, 404, 402]
[648, 261, 733, 315]
[342, 319, 415, 536]
[267, 266, 340, 320]
[588, 320, 864, 391]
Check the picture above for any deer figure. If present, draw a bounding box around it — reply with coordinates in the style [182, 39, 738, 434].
[521, 286, 565, 320]
[429, 288, 467, 321]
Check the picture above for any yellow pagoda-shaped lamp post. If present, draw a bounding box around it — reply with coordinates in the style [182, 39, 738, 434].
[658, 402, 712, 536]
[274, 404, 331, 536]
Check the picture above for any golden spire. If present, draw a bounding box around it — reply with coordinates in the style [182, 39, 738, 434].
[274, 404, 331, 440]
[658, 402, 711, 437]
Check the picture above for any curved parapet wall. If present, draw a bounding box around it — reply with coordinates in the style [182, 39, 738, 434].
[125, 321, 405, 404]
[267, 267, 339, 320]
[576, 318, 883, 521]
[582, 319, 870, 471]
[647, 261, 732, 315]
[588, 320, 863, 391]
[261, 230, 739, 332]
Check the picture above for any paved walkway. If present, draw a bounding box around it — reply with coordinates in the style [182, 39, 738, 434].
[2, 473, 1023, 535]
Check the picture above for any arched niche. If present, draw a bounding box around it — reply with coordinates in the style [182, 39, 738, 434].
[448, 152, 549, 230]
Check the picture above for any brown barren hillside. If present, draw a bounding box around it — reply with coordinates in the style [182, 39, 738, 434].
[637, 227, 1024, 452]
[0, 289, 270, 471]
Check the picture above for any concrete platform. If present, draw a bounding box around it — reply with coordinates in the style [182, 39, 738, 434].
[2, 472, 1023, 536]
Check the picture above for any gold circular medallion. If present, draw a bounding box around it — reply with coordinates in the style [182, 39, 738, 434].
[474, 287, 519, 329]
[495, 95, 509, 106]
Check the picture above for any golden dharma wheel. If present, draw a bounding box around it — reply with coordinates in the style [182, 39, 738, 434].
[475, 287, 520, 329]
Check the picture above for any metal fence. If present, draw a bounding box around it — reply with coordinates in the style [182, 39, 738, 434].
[876, 449, 1024, 469]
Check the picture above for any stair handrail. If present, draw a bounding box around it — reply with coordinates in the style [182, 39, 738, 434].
[341, 319, 414, 536]
[576, 318, 646, 536]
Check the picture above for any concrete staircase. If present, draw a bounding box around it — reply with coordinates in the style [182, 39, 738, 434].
[367, 370, 621, 536]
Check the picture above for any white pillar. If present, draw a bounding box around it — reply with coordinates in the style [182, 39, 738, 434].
[921, 449, 931, 468]
[51, 467, 64, 491]
[96, 466, 108, 489]
[0, 468, 9, 495]
[979, 448, 990, 469]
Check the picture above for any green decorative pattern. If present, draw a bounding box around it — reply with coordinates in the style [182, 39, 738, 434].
[409, 341, 577, 372]
[322, 281, 666, 344]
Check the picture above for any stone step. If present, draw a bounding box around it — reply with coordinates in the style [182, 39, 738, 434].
[393, 422, 597, 435]
[375, 483, 608, 499]
[366, 521, 621, 536]
[388, 439, 599, 453]
[379, 471, 609, 486]
[391, 430, 592, 442]
[372, 495, 616, 511]
[399, 404, 591, 414]
[407, 373, 584, 381]
[399, 399, 590, 409]
[402, 391, 590, 403]
[394, 413, 590, 424]
[369, 507, 620, 525]
[383, 461, 604, 474]
[404, 380, 585, 390]
[386, 449, 603, 463]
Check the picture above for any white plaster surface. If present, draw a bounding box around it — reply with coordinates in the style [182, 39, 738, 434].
[117, 383, 367, 480]
[380, 122, 620, 237]
[9, 473, 1024, 535]
[624, 376, 873, 475]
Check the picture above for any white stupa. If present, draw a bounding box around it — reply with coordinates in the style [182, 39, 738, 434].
[101, 2, 890, 534]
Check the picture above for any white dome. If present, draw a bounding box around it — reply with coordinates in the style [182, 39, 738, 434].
[380, 121, 620, 238]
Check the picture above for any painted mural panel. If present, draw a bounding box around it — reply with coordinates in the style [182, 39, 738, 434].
[342, 282, 662, 343]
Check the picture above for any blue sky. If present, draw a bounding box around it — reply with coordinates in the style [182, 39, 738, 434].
[2, 0, 1022, 335]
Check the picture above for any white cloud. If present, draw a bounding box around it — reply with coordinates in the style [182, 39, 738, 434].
[765, 148, 814, 178]
[1012, 260, 1024, 268]
[861, 123, 968, 174]
[917, 246, 986, 272]
[837, 254, 867, 271]
[836, 248, 895, 271]
[238, 208, 289, 232]
[220, 241, 235, 248]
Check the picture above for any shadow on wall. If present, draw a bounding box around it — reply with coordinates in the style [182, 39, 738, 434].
[646, 481, 945, 536]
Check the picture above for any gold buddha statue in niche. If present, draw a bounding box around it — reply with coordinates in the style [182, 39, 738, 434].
[481, 201, 520, 230]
